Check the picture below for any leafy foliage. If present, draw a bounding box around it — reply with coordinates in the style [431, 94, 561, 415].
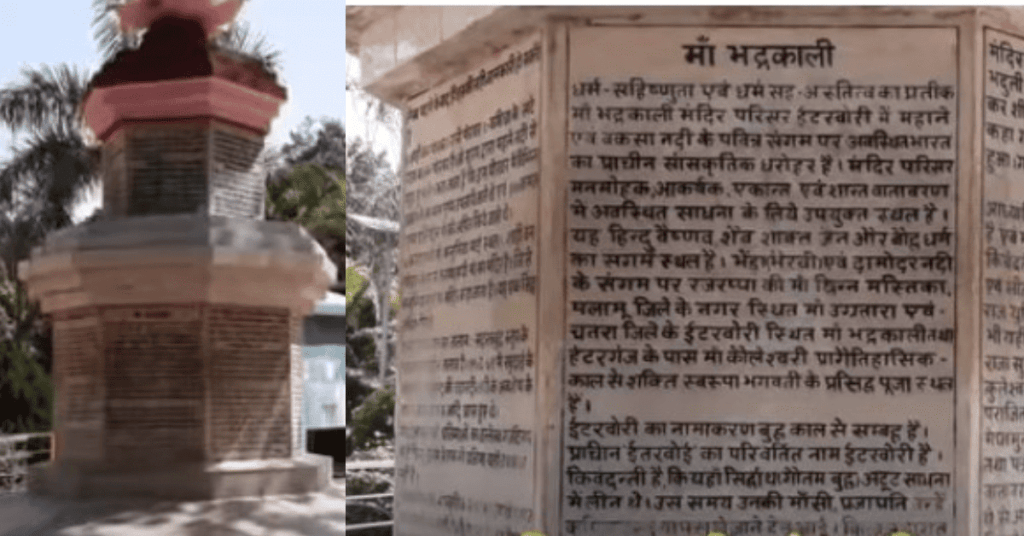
[0, 280, 52, 433]
[0, 64, 95, 434]
[347, 501, 393, 536]
[345, 266, 367, 305]
[344, 55, 400, 533]
[344, 71, 401, 460]
[0, 65, 100, 254]
[264, 118, 347, 285]
[348, 385, 394, 455]
[346, 269, 387, 452]
[266, 163, 344, 236]
[345, 269, 376, 372]
[266, 162, 345, 281]
[92, 0, 142, 60]
[345, 137, 398, 262]
[211, 20, 282, 73]
[280, 117, 346, 171]
[346, 469, 394, 536]
[0, 64, 89, 135]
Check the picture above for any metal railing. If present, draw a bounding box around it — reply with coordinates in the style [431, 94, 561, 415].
[346, 458, 395, 533]
[0, 433, 52, 494]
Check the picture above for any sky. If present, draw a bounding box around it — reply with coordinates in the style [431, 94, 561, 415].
[0, 0, 346, 219]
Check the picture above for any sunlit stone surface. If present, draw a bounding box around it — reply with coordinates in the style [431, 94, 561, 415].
[347, 6, 1024, 536]
[19, 0, 334, 502]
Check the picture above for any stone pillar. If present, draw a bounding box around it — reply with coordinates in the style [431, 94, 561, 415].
[20, 0, 335, 500]
[347, 6, 1024, 536]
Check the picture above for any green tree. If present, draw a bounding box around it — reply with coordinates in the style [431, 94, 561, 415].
[345, 54, 400, 534]
[278, 117, 346, 171]
[264, 117, 347, 285]
[0, 279, 52, 433]
[0, 63, 96, 433]
[0, 65, 99, 256]
[266, 161, 345, 283]
[347, 385, 394, 454]
[345, 269, 380, 449]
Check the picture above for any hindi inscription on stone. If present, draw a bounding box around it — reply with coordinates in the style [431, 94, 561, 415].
[563, 26, 958, 536]
[981, 27, 1024, 536]
[396, 36, 542, 536]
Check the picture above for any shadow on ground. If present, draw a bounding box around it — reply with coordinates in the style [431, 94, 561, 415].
[0, 482, 345, 536]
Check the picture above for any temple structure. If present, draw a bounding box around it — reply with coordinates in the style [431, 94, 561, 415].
[348, 6, 1024, 536]
[20, 0, 336, 500]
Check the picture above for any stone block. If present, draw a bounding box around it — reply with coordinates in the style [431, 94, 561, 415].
[344, 6, 1024, 536]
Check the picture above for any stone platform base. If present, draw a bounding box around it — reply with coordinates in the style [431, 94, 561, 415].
[0, 480, 345, 536]
[28, 454, 333, 501]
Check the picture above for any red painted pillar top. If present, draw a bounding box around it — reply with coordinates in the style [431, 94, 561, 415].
[82, 0, 285, 142]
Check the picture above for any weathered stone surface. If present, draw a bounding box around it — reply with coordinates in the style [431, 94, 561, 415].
[33, 299, 333, 499]
[18, 0, 333, 501]
[347, 6, 1024, 536]
[393, 35, 542, 536]
[19, 214, 334, 315]
[96, 120, 269, 219]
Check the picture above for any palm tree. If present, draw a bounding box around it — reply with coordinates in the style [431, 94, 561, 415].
[0, 65, 99, 272]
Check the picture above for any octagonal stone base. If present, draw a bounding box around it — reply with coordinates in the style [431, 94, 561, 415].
[19, 214, 337, 501]
[20, 214, 335, 316]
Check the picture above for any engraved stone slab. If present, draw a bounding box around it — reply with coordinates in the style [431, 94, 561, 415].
[981, 26, 1024, 536]
[102, 304, 205, 466]
[395, 36, 543, 536]
[562, 26, 958, 536]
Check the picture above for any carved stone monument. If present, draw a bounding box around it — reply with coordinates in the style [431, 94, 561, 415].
[20, 0, 336, 500]
[347, 6, 1024, 536]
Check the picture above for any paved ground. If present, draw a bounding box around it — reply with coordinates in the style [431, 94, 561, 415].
[0, 482, 345, 536]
